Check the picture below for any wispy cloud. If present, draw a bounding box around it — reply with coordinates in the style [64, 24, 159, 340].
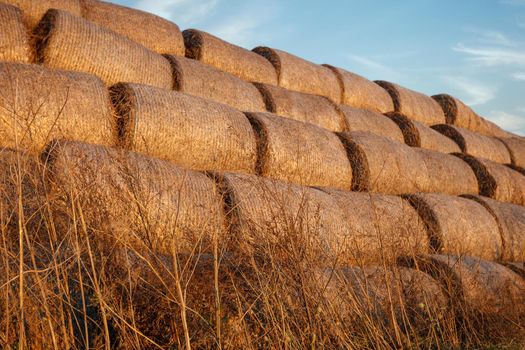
[442, 76, 497, 106]
[453, 43, 525, 66]
[346, 54, 401, 80]
[465, 28, 519, 47]
[133, 0, 219, 26]
[512, 71, 525, 80]
[488, 110, 525, 135]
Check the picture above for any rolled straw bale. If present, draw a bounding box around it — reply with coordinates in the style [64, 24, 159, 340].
[33, 9, 173, 88]
[339, 105, 405, 143]
[499, 136, 525, 169]
[43, 140, 225, 253]
[375, 81, 446, 125]
[0, 62, 115, 152]
[80, 0, 184, 56]
[323, 65, 394, 113]
[1, 0, 81, 28]
[183, 29, 277, 85]
[0, 3, 32, 63]
[432, 94, 511, 138]
[246, 112, 352, 189]
[386, 112, 461, 154]
[323, 190, 428, 265]
[463, 195, 525, 262]
[252, 47, 341, 102]
[165, 55, 266, 112]
[110, 83, 257, 173]
[403, 193, 502, 260]
[432, 124, 511, 164]
[504, 262, 525, 279]
[454, 153, 525, 206]
[254, 83, 345, 131]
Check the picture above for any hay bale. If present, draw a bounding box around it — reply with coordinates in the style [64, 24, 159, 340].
[463, 195, 525, 262]
[246, 112, 352, 189]
[81, 0, 185, 56]
[165, 55, 266, 112]
[432, 124, 511, 164]
[1, 0, 81, 28]
[183, 29, 277, 85]
[33, 9, 173, 88]
[504, 262, 525, 279]
[432, 94, 511, 138]
[252, 47, 341, 102]
[386, 112, 461, 154]
[403, 193, 502, 261]
[454, 153, 525, 206]
[499, 136, 525, 169]
[43, 140, 225, 253]
[254, 83, 345, 131]
[339, 105, 405, 143]
[0, 62, 115, 152]
[110, 83, 257, 173]
[0, 3, 32, 63]
[323, 190, 429, 265]
[375, 81, 446, 125]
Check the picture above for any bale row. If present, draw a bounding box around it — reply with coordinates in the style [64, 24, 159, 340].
[34, 9, 173, 88]
[0, 3, 32, 63]
[323, 65, 394, 113]
[183, 29, 277, 85]
[1, 0, 82, 28]
[433, 124, 511, 164]
[499, 136, 525, 169]
[80, 0, 185, 56]
[253, 47, 341, 102]
[254, 82, 346, 131]
[340, 106, 405, 143]
[166, 55, 266, 112]
[375, 81, 446, 125]
[403, 193, 502, 261]
[0, 62, 115, 152]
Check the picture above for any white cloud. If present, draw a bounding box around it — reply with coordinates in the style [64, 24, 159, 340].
[346, 54, 401, 80]
[512, 72, 525, 80]
[134, 0, 219, 26]
[441, 76, 496, 106]
[488, 110, 525, 135]
[207, 15, 265, 48]
[465, 28, 519, 47]
[453, 43, 525, 66]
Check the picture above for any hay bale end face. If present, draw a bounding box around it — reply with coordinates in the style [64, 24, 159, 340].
[1, 0, 82, 28]
[246, 112, 352, 189]
[33, 9, 173, 88]
[165, 55, 266, 112]
[0, 62, 115, 152]
[323, 65, 394, 113]
[81, 0, 185, 56]
[253, 46, 341, 103]
[339, 106, 405, 143]
[254, 82, 346, 131]
[0, 3, 32, 63]
[499, 136, 525, 169]
[183, 29, 278, 85]
[110, 83, 257, 173]
[403, 193, 502, 261]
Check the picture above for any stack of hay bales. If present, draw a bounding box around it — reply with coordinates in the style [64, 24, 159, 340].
[165, 55, 266, 112]
[253, 47, 341, 102]
[375, 80, 446, 125]
[0, 62, 115, 152]
[0, 3, 32, 63]
[80, 0, 185, 56]
[183, 29, 277, 85]
[1, 0, 82, 28]
[33, 9, 173, 88]
[498, 137, 525, 169]
[339, 106, 405, 143]
[403, 193, 502, 260]
[254, 83, 346, 131]
[110, 83, 257, 173]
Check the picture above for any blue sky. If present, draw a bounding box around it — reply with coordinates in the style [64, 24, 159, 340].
[115, 0, 525, 135]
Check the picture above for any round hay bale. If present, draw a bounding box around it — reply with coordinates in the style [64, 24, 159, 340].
[432, 124, 511, 164]
[499, 136, 525, 169]
[183, 29, 277, 85]
[165, 55, 266, 112]
[323, 190, 429, 265]
[43, 140, 226, 254]
[33, 9, 173, 88]
[0, 62, 115, 152]
[386, 112, 461, 154]
[504, 262, 525, 279]
[454, 153, 525, 206]
[80, 0, 185, 56]
[403, 193, 502, 261]
[0, 3, 32, 63]
[339, 105, 405, 143]
[1, 0, 81, 28]
[110, 83, 257, 173]
[374, 80, 446, 125]
[463, 195, 525, 262]
[252, 46, 341, 103]
[246, 112, 352, 189]
[322, 65, 394, 113]
[254, 82, 346, 131]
